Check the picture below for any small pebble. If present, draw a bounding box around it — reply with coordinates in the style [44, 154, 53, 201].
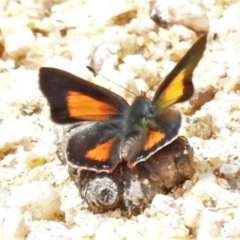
[219, 164, 239, 179]
[11, 181, 61, 220]
[1, 18, 35, 58]
[1, 209, 26, 239]
[185, 113, 213, 139]
[199, 172, 217, 183]
[151, 0, 209, 33]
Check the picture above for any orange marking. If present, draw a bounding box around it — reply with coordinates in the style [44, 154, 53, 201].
[67, 91, 118, 120]
[86, 139, 113, 162]
[159, 70, 185, 108]
[144, 131, 165, 151]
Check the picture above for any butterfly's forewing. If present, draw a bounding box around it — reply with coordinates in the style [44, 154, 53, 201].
[66, 119, 123, 173]
[39, 67, 129, 123]
[153, 35, 207, 109]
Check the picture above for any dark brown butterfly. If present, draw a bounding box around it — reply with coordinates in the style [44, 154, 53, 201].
[39, 35, 207, 173]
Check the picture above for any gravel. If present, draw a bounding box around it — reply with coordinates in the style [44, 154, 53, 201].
[1, 0, 240, 239]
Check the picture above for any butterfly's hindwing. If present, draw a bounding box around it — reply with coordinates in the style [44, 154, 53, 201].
[125, 106, 181, 168]
[66, 119, 124, 173]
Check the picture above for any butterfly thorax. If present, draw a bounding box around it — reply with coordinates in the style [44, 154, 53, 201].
[125, 96, 156, 131]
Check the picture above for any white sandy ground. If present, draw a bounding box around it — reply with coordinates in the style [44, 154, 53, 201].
[1, 0, 240, 239]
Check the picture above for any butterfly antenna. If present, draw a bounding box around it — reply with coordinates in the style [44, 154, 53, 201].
[86, 66, 137, 97]
[146, 73, 163, 94]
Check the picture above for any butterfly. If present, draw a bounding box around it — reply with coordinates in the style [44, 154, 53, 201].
[39, 35, 207, 173]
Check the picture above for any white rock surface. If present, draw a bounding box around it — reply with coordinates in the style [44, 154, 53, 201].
[10, 181, 61, 220]
[1, 18, 35, 58]
[1, 0, 240, 239]
[151, 0, 209, 33]
[220, 163, 239, 179]
[0, 208, 26, 240]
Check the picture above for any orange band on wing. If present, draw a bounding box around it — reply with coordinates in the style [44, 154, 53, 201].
[144, 131, 165, 151]
[158, 70, 186, 109]
[67, 91, 118, 120]
[86, 139, 113, 162]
